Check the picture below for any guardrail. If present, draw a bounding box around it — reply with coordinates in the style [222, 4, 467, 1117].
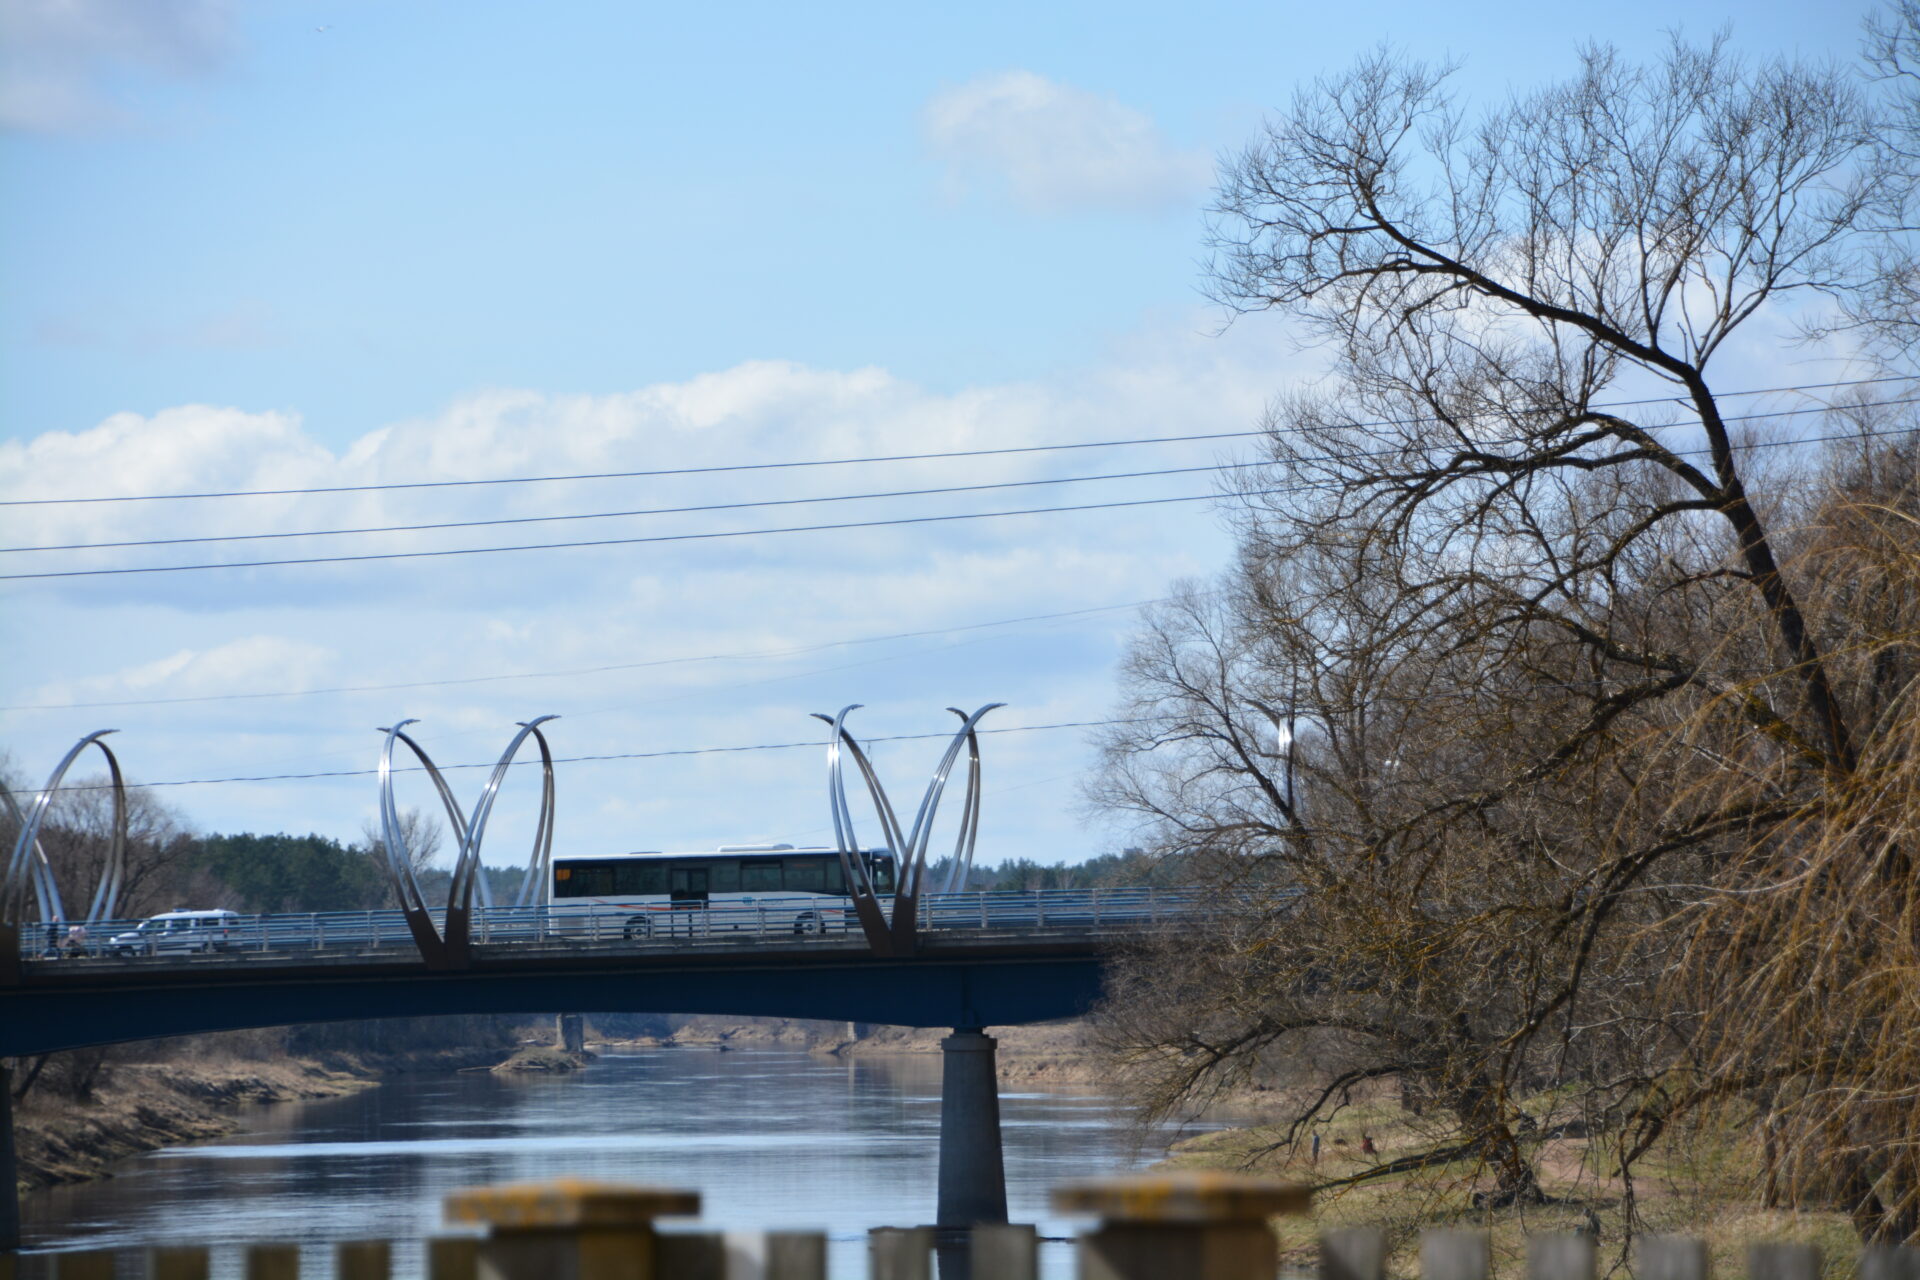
[13, 888, 1204, 968]
[9, 1173, 1915, 1280]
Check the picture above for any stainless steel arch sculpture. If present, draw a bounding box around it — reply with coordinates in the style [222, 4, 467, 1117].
[375, 716, 557, 969]
[2, 730, 129, 983]
[812, 703, 1003, 956]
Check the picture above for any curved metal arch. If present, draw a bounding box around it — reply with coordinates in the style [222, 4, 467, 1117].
[445, 716, 559, 954]
[1, 785, 63, 927]
[376, 716, 558, 968]
[377, 721, 469, 966]
[811, 703, 1002, 955]
[898, 703, 1002, 899]
[811, 705, 899, 953]
[3, 730, 128, 926]
[934, 707, 992, 896]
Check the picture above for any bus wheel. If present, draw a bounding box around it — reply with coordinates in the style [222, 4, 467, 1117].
[624, 916, 653, 940]
[794, 913, 823, 936]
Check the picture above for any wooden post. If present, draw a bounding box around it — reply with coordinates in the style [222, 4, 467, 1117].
[1421, 1232, 1489, 1280]
[1639, 1236, 1709, 1280]
[245, 1243, 300, 1280]
[429, 1237, 480, 1280]
[1860, 1246, 1920, 1280]
[870, 1227, 933, 1280]
[763, 1232, 827, 1280]
[428, 1243, 480, 1280]
[1053, 1171, 1311, 1280]
[52, 1253, 116, 1280]
[1748, 1243, 1820, 1280]
[652, 1234, 723, 1280]
[1527, 1235, 1596, 1280]
[336, 1241, 390, 1280]
[971, 1223, 1037, 1280]
[443, 1178, 699, 1280]
[146, 1246, 209, 1280]
[1322, 1228, 1387, 1280]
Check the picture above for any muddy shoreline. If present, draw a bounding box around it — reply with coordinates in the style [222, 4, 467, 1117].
[12, 1043, 509, 1195]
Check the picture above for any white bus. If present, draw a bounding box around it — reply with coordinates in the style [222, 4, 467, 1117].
[548, 844, 897, 938]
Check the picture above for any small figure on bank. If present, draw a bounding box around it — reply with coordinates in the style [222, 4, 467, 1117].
[1310, 1132, 1321, 1165]
[1360, 1133, 1377, 1158]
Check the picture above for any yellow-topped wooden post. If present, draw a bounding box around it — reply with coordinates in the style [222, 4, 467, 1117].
[1052, 1171, 1310, 1280]
[443, 1179, 701, 1280]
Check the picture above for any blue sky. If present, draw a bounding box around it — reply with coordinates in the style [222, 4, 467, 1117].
[0, 0, 1871, 873]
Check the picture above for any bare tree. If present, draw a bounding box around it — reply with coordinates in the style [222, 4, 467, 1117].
[1094, 29, 1920, 1239]
[359, 806, 446, 881]
[0, 759, 196, 919]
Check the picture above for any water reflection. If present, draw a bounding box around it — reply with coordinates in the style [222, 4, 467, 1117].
[23, 1049, 1205, 1279]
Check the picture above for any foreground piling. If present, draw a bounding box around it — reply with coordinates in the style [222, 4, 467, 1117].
[444, 1178, 699, 1280]
[1054, 1171, 1310, 1280]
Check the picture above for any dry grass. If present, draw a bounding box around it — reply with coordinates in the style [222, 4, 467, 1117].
[1162, 1093, 1865, 1279]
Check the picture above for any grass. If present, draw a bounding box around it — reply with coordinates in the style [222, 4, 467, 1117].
[1157, 1091, 1864, 1278]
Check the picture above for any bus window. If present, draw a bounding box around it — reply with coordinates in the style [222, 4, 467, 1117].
[670, 866, 708, 901]
[614, 862, 667, 896]
[869, 856, 896, 894]
[710, 860, 741, 893]
[784, 858, 827, 894]
[740, 860, 782, 893]
[559, 863, 615, 897]
[821, 856, 848, 895]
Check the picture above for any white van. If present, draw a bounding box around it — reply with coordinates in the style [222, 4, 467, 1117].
[107, 909, 243, 956]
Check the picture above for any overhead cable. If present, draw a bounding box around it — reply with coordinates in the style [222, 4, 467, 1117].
[8, 415, 1919, 582]
[9, 394, 1918, 555]
[3, 373, 1910, 508]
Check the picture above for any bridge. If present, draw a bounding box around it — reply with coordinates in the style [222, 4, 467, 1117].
[0, 706, 1204, 1253]
[1, 889, 1191, 1056]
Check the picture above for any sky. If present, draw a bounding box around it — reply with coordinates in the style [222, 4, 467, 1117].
[0, 0, 1871, 876]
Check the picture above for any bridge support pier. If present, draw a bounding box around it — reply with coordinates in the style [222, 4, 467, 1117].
[936, 1028, 1007, 1231]
[2, 1061, 19, 1252]
[555, 1014, 584, 1053]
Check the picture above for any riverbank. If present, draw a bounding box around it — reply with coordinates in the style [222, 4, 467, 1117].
[595, 1015, 1119, 1087]
[12, 1053, 372, 1192]
[12, 1035, 519, 1194]
[1155, 1092, 1863, 1279]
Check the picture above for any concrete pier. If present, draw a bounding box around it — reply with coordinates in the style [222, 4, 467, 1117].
[935, 1029, 1007, 1230]
[2, 1062, 18, 1252]
[556, 1014, 585, 1053]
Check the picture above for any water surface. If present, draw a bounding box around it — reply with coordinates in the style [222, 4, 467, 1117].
[23, 1048, 1207, 1278]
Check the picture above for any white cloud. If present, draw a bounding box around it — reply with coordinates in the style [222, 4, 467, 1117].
[922, 71, 1210, 213]
[0, 314, 1316, 861]
[26, 636, 338, 709]
[0, 0, 236, 133]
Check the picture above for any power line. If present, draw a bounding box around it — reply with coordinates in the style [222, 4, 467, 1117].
[3, 374, 1910, 509]
[0, 490, 1249, 580]
[1, 460, 1247, 554]
[12, 393, 1918, 556]
[45, 717, 1144, 792]
[8, 414, 1918, 583]
[0, 597, 1170, 712]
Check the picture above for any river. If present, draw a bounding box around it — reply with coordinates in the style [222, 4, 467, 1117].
[21, 1048, 1208, 1278]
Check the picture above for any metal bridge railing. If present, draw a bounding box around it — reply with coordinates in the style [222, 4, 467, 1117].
[12, 888, 1204, 968]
